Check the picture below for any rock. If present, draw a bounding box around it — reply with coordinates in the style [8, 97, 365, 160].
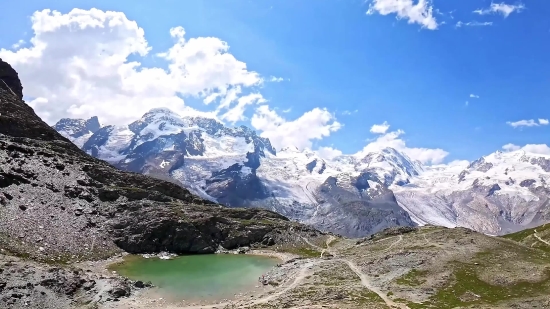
[109, 283, 130, 298]
[133, 281, 145, 288]
[0, 57, 23, 100]
[82, 280, 96, 291]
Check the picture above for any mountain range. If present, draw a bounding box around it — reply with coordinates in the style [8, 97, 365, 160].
[53, 109, 550, 237]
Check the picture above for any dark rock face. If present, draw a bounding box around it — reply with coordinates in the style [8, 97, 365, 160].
[520, 179, 536, 187]
[0, 58, 23, 100]
[0, 59, 322, 262]
[531, 157, 550, 172]
[307, 172, 416, 238]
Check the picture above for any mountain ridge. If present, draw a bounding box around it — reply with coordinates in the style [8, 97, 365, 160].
[53, 109, 550, 236]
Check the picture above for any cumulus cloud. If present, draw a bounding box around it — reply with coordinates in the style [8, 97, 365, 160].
[470, 94, 480, 98]
[506, 119, 549, 128]
[502, 143, 550, 155]
[370, 121, 390, 134]
[456, 21, 493, 28]
[359, 127, 449, 164]
[366, 0, 439, 30]
[250, 105, 341, 150]
[502, 143, 521, 151]
[0, 8, 265, 125]
[269, 76, 284, 82]
[316, 147, 343, 160]
[474, 2, 525, 18]
[219, 93, 266, 123]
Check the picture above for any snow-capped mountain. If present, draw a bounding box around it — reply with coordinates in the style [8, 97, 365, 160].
[393, 150, 550, 235]
[52, 116, 101, 148]
[53, 108, 550, 236]
[53, 108, 416, 237]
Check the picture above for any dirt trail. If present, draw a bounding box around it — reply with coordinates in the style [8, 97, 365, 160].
[534, 230, 550, 246]
[343, 259, 408, 309]
[135, 235, 408, 309]
[181, 260, 326, 309]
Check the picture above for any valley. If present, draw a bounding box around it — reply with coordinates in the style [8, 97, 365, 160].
[2, 55, 550, 309]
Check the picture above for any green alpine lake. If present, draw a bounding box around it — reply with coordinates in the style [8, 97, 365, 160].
[110, 254, 280, 301]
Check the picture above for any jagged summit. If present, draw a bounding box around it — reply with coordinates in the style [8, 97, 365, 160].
[53, 116, 102, 147]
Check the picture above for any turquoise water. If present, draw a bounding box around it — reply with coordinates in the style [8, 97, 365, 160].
[111, 254, 279, 301]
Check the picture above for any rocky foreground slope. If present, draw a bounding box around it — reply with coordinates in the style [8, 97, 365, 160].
[105, 225, 550, 309]
[0, 58, 323, 308]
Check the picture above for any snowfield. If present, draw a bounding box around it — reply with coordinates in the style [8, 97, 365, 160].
[54, 108, 550, 236]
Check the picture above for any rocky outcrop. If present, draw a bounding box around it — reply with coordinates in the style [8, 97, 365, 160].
[304, 172, 415, 238]
[0, 58, 323, 264]
[0, 254, 149, 309]
[0, 58, 23, 100]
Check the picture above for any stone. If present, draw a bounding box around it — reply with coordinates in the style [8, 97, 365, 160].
[133, 281, 145, 288]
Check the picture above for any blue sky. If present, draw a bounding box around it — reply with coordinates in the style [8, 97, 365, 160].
[1, 0, 549, 163]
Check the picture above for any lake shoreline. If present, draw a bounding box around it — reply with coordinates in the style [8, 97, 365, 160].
[94, 249, 296, 309]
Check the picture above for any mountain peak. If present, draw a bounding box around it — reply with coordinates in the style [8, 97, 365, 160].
[280, 145, 300, 153]
[142, 107, 181, 118]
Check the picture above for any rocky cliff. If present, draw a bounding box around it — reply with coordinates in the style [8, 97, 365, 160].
[0, 57, 322, 262]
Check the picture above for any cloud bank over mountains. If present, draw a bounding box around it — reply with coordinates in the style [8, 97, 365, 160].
[0, 6, 545, 167]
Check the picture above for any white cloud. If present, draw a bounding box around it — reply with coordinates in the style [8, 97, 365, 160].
[502, 143, 521, 151]
[523, 144, 550, 155]
[359, 127, 449, 164]
[342, 109, 358, 116]
[0, 8, 265, 125]
[366, 0, 439, 30]
[11, 40, 25, 49]
[282, 108, 292, 113]
[456, 21, 493, 28]
[251, 105, 341, 150]
[269, 76, 284, 82]
[470, 94, 480, 98]
[316, 147, 343, 160]
[503, 143, 550, 155]
[465, 101, 469, 107]
[219, 93, 266, 123]
[474, 2, 525, 18]
[370, 121, 390, 134]
[506, 119, 549, 128]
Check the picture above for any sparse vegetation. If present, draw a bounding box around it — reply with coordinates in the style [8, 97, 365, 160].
[395, 269, 428, 286]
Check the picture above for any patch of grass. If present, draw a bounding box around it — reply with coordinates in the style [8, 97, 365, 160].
[502, 223, 550, 242]
[502, 228, 535, 242]
[406, 245, 437, 250]
[395, 269, 428, 286]
[277, 246, 320, 258]
[426, 264, 550, 308]
[327, 238, 339, 248]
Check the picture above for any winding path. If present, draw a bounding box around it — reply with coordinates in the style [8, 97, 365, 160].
[182, 235, 408, 309]
[534, 230, 550, 246]
[343, 259, 408, 309]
